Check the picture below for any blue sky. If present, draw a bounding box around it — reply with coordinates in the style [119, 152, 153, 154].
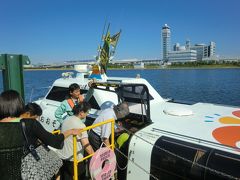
[0, 0, 240, 63]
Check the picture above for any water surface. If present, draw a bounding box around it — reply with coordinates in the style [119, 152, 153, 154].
[0, 68, 239, 106]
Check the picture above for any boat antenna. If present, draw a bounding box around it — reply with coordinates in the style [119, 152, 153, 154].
[96, 20, 107, 61]
[100, 20, 107, 48]
[97, 22, 110, 62]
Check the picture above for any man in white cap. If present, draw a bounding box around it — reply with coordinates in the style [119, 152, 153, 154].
[88, 101, 129, 151]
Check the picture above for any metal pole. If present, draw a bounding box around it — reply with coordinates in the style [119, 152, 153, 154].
[72, 118, 115, 179]
[111, 120, 115, 150]
[73, 135, 78, 180]
[0, 54, 30, 100]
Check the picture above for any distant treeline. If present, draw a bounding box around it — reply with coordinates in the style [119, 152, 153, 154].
[170, 60, 240, 67]
[108, 61, 240, 69]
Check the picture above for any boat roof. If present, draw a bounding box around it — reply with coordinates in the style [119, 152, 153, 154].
[52, 75, 164, 102]
[149, 100, 240, 153]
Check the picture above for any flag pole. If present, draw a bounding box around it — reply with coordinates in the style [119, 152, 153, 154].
[97, 20, 107, 61]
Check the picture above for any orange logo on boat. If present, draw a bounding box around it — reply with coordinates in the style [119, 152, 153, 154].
[212, 110, 240, 148]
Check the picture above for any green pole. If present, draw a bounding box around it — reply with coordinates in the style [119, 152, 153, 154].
[0, 54, 30, 101]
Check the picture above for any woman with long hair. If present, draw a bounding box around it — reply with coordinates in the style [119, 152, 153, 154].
[0, 90, 82, 180]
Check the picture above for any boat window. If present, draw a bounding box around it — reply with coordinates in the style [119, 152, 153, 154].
[118, 85, 153, 103]
[46, 87, 100, 110]
[80, 89, 100, 110]
[46, 86, 69, 102]
[150, 137, 210, 180]
[204, 149, 240, 180]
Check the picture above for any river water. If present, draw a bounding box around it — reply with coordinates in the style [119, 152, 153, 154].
[0, 68, 239, 106]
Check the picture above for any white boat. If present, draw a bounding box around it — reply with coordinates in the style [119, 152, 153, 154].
[35, 27, 240, 179]
[35, 64, 240, 180]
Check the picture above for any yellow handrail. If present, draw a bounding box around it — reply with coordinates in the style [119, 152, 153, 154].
[52, 130, 61, 134]
[73, 118, 115, 180]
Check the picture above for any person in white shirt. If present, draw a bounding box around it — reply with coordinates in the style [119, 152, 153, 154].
[88, 101, 129, 151]
[57, 101, 94, 180]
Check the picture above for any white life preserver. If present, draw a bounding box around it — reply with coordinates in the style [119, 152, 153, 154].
[89, 147, 116, 180]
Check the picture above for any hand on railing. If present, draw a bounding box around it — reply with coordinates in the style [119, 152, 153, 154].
[52, 129, 83, 136]
[70, 128, 83, 136]
[63, 128, 82, 139]
[88, 78, 97, 88]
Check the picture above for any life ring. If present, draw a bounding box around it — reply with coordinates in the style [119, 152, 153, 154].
[89, 147, 116, 180]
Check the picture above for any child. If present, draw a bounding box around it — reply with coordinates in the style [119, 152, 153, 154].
[57, 102, 94, 180]
[20, 102, 42, 119]
[55, 83, 84, 125]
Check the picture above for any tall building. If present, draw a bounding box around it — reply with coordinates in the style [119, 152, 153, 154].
[173, 43, 180, 51]
[169, 43, 197, 62]
[190, 42, 216, 60]
[185, 39, 191, 50]
[190, 44, 206, 60]
[161, 24, 171, 61]
[209, 41, 216, 57]
[161, 24, 217, 62]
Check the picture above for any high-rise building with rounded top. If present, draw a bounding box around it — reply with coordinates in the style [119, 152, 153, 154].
[161, 24, 171, 61]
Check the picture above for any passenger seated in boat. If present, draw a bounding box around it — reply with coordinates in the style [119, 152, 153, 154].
[88, 102, 130, 151]
[0, 90, 83, 180]
[20, 102, 42, 120]
[55, 83, 84, 125]
[57, 101, 94, 180]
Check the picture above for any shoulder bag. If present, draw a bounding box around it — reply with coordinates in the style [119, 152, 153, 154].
[21, 121, 63, 180]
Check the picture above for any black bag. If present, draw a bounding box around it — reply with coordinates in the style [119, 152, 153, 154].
[21, 121, 63, 180]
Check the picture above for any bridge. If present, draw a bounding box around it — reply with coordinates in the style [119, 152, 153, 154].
[30, 58, 163, 68]
[28, 57, 240, 68]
